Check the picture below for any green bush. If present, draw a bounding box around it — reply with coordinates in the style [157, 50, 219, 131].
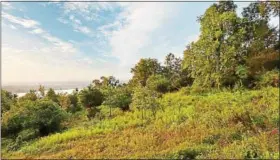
[2, 99, 67, 139]
[255, 69, 279, 88]
[146, 74, 170, 93]
[1, 90, 16, 115]
[131, 86, 160, 118]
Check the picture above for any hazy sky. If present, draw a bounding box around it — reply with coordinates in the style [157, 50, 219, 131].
[2, 1, 278, 85]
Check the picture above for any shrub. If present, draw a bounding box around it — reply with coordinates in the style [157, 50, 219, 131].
[2, 99, 67, 139]
[255, 69, 279, 88]
[146, 74, 170, 93]
[1, 90, 16, 115]
[131, 86, 160, 118]
[79, 86, 104, 118]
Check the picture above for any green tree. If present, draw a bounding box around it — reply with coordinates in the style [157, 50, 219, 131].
[2, 99, 66, 139]
[146, 74, 170, 93]
[103, 86, 132, 117]
[38, 85, 45, 97]
[163, 53, 192, 90]
[131, 86, 160, 119]
[183, 1, 247, 88]
[79, 86, 104, 119]
[242, 2, 278, 56]
[58, 93, 71, 111]
[19, 90, 38, 102]
[68, 90, 81, 113]
[46, 88, 58, 103]
[1, 89, 17, 115]
[131, 58, 162, 87]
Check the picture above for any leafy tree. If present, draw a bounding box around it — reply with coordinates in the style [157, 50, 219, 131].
[242, 2, 278, 56]
[146, 74, 170, 93]
[2, 99, 66, 139]
[19, 90, 38, 102]
[58, 93, 71, 111]
[163, 53, 182, 77]
[183, 1, 247, 88]
[1, 90, 17, 115]
[131, 86, 160, 118]
[46, 88, 58, 103]
[131, 58, 162, 87]
[93, 76, 120, 89]
[38, 85, 45, 97]
[79, 86, 104, 118]
[103, 86, 132, 116]
[68, 90, 81, 113]
[163, 53, 192, 90]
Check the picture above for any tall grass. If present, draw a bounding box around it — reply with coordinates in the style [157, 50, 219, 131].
[3, 87, 279, 159]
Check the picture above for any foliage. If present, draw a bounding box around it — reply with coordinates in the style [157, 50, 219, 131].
[2, 87, 278, 159]
[242, 2, 279, 56]
[255, 69, 279, 88]
[67, 90, 82, 113]
[1, 90, 17, 115]
[183, 1, 247, 88]
[46, 88, 59, 103]
[79, 86, 104, 118]
[2, 99, 67, 141]
[19, 90, 38, 102]
[58, 93, 71, 111]
[146, 74, 170, 93]
[38, 85, 45, 97]
[131, 86, 160, 118]
[103, 86, 132, 116]
[131, 58, 162, 86]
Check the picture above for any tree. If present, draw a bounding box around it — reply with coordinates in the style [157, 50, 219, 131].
[131, 58, 162, 87]
[163, 53, 182, 77]
[163, 53, 192, 90]
[68, 90, 81, 113]
[242, 2, 278, 56]
[46, 88, 58, 103]
[146, 74, 170, 93]
[38, 85, 45, 97]
[19, 90, 38, 102]
[79, 86, 104, 119]
[183, 1, 247, 88]
[2, 99, 66, 139]
[1, 90, 16, 115]
[131, 86, 160, 119]
[58, 93, 71, 111]
[103, 86, 132, 117]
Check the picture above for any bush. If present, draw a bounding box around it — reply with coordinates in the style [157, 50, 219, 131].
[255, 69, 279, 88]
[1, 90, 16, 115]
[146, 74, 170, 93]
[2, 99, 67, 139]
[131, 86, 160, 118]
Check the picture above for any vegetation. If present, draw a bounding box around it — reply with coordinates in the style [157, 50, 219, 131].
[1, 1, 279, 159]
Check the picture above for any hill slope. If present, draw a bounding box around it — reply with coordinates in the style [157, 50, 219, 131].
[2, 87, 279, 159]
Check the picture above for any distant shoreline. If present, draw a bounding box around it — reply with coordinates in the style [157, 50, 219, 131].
[16, 88, 83, 97]
[2, 82, 89, 93]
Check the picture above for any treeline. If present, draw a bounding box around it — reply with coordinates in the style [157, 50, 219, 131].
[1, 1, 279, 151]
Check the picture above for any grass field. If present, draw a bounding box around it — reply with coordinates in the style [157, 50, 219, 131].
[2, 87, 279, 159]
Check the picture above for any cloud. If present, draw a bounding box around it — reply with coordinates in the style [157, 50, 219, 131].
[62, 2, 115, 21]
[106, 3, 177, 67]
[2, 22, 118, 84]
[2, 2, 14, 10]
[2, 12, 40, 28]
[3, 12, 78, 55]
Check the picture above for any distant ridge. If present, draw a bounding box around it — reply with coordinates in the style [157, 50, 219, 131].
[2, 81, 89, 93]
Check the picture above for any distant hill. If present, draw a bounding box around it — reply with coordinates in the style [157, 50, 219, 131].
[2, 81, 89, 93]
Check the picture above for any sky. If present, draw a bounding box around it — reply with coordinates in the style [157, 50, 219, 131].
[1, 1, 279, 85]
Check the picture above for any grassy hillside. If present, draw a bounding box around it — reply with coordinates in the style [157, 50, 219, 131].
[2, 87, 279, 159]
